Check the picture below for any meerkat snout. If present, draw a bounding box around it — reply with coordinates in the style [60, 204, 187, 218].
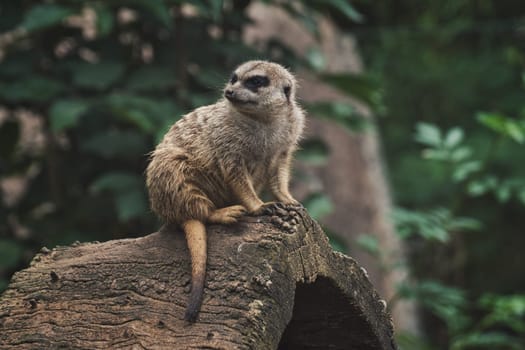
[224, 89, 234, 99]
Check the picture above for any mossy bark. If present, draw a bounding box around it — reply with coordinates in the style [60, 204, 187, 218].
[0, 208, 396, 349]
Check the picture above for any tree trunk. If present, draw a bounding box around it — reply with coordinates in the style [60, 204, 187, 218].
[0, 207, 396, 350]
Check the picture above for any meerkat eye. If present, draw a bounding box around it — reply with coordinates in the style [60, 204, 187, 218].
[283, 86, 291, 100]
[243, 75, 270, 91]
[230, 73, 238, 84]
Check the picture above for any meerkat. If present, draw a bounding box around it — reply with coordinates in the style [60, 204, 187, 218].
[146, 60, 305, 323]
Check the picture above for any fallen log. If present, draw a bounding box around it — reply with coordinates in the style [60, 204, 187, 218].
[0, 207, 397, 349]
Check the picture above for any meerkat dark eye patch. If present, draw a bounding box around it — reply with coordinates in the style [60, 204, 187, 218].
[243, 75, 270, 91]
[283, 86, 291, 100]
[230, 73, 238, 84]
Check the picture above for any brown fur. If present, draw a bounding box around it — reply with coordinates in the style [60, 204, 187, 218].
[145, 60, 305, 322]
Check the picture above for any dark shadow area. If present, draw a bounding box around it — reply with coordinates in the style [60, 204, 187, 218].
[278, 277, 381, 350]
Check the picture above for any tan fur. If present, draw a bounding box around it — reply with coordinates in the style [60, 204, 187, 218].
[146, 60, 305, 322]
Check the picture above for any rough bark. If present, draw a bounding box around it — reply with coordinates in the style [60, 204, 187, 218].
[0, 208, 396, 350]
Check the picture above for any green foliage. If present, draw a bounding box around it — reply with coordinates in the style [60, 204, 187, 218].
[21, 4, 74, 32]
[399, 280, 470, 334]
[90, 172, 147, 221]
[0, 239, 24, 269]
[70, 62, 126, 91]
[324, 227, 348, 254]
[353, 2, 525, 347]
[415, 122, 481, 183]
[302, 193, 333, 221]
[477, 113, 525, 144]
[321, 73, 382, 110]
[0, 76, 65, 103]
[394, 207, 481, 242]
[50, 99, 89, 132]
[399, 280, 525, 349]
[306, 101, 371, 131]
[451, 332, 522, 350]
[356, 234, 380, 256]
[296, 138, 330, 166]
[479, 295, 525, 334]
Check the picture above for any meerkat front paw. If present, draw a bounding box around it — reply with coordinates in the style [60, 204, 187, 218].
[249, 201, 283, 216]
[208, 205, 247, 224]
[249, 202, 302, 234]
[279, 198, 301, 207]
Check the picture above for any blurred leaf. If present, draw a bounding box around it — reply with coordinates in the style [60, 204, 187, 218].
[451, 332, 522, 350]
[154, 118, 176, 144]
[50, 99, 88, 132]
[89, 172, 146, 221]
[479, 294, 525, 333]
[506, 121, 525, 144]
[394, 207, 480, 242]
[477, 112, 506, 132]
[191, 67, 227, 89]
[422, 148, 449, 161]
[0, 120, 20, 159]
[0, 53, 32, 79]
[0, 77, 65, 103]
[396, 332, 435, 350]
[306, 48, 326, 72]
[519, 189, 525, 206]
[81, 129, 148, 159]
[105, 94, 179, 133]
[296, 138, 329, 165]
[20, 4, 74, 31]
[477, 112, 525, 144]
[450, 146, 473, 162]
[321, 73, 380, 108]
[467, 181, 486, 196]
[90, 172, 142, 194]
[452, 160, 482, 183]
[444, 127, 464, 148]
[496, 185, 512, 203]
[356, 234, 380, 256]
[398, 280, 470, 334]
[467, 176, 498, 197]
[0, 239, 24, 268]
[324, 227, 347, 253]
[71, 62, 125, 90]
[209, 0, 223, 22]
[307, 101, 370, 131]
[415, 122, 442, 147]
[303, 193, 333, 220]
[128, 0, 172, 28]
[114, 189, 148, 221]
[94, 4, 114, 36]
[448, 216, 483, 232]
[126, 66, 177, 91]
[280, 3, 319, 36]
[319, 0, 364, 23]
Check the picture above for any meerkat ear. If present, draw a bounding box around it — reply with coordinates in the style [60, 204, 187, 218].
[283, 86, 291, 101]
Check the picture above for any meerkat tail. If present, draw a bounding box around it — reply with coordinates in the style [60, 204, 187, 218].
[182, 219, 207, 323]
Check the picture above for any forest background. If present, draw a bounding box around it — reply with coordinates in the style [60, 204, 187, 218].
[0, 1, 524, 349]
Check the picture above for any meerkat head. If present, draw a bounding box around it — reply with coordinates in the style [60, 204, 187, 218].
[224, 60, 297, 118]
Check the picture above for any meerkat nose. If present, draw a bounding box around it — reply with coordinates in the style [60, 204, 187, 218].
[224, 90, 234, 99]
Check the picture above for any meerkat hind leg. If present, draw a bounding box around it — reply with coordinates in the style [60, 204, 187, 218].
[208, 205, 247, 224]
